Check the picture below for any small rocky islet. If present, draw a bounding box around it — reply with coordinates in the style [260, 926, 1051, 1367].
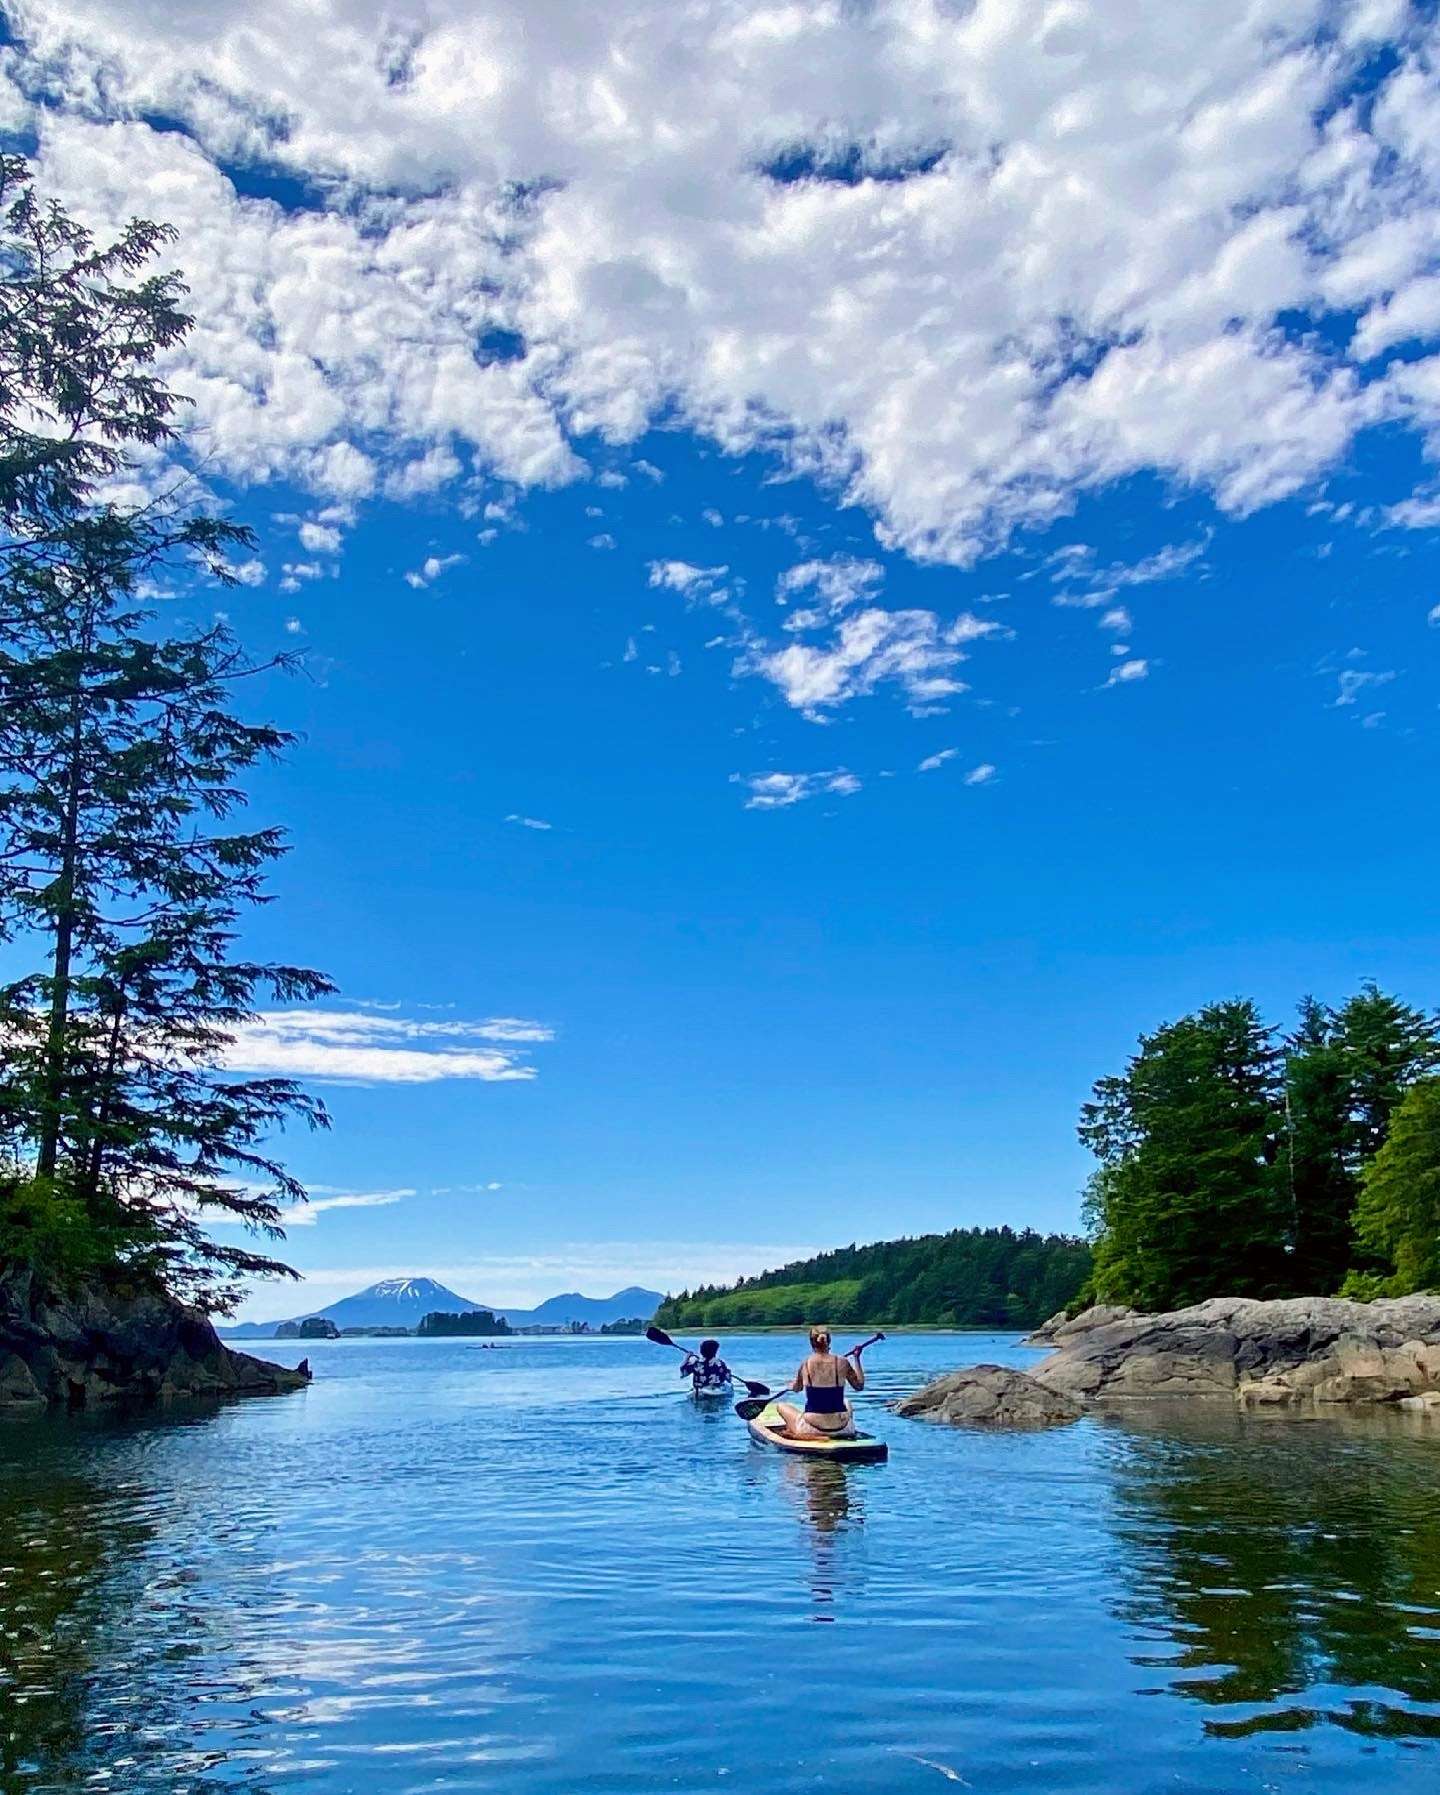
[898, 1293, 1440, 1427]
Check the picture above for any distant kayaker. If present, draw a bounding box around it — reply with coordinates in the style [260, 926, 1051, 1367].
[777, 1326, 864, 1439]
[680, 1338, 733, 1393]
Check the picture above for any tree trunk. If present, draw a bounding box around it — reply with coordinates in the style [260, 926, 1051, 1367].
[35, 697, 83, 1181]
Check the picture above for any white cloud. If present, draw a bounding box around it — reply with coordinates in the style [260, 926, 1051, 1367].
[218, 1009, 553, 1083]
[1428, 602, 1440, 627]
[298, 520, 343, 555]
[288, 1188, 416, 1227]
[505, 813, 552, 831]
[1106, 658, 1150, 687]
[963, 763, 997, 785]
[748, 607, 1001, 717]
[225, 557, 267, 587]
[1334, 666, 1395, 706]
[918, 747, 959, 772]
[733, 769, 862, 810]
[588, 531, 617, 549]
[1386, 491, 1440, 529]
[404, 552, 467, 589]
[1051, 537, 1209, 607]
[648, 559, 728, 600]
[776, 555, 884, 630]
[12, 2, 1440, 575]
[1099, 606, 1134, 633]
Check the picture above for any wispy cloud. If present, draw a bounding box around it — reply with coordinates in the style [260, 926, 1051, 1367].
[218, 1010, 554, 1084]
[733, 769, 861, 810]
[918, 747, 958, 772]
[1334, 666, 1395, 707]
[506, 813, 553, 831]
[1105, 658, 1150, 688]
[963, 763, 996, 785]
[648, 559, 729, 601]
[1051, 537, 1209, 608]
[776, 555, 884, 630]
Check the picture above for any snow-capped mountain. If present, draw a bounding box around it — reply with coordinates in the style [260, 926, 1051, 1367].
[220, 1277, 663, 1336]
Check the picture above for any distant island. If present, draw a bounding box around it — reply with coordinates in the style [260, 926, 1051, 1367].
[219, 1277, 666, 1339]
[417, 1309, 513, 1337]
[655, 1226, 1091, 1330]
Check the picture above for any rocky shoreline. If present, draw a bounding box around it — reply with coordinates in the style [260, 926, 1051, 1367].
[899, 1294, 1440, 1426]
[0, 1265, 310, 1411]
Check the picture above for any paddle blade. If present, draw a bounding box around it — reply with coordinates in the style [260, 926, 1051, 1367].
[645, 1325, 680, 1350]
[734, 1396, 770, 1421]
[739, 1377, 771, 1398]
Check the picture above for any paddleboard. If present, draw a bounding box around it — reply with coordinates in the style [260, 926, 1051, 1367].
[744, 1398, 888, 1463]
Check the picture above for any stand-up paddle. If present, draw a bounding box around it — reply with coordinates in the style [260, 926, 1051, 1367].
[645, 1324, 772, 1399]
[734, 1332, 885, 1421]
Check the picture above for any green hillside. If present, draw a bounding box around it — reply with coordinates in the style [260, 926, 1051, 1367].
[655, 1226, 1091, 1330]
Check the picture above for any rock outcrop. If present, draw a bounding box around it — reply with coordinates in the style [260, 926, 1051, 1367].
[1034, 1295, 1440, 1408]
[0, 1265, 310, 1410]
[1026, 1304, 1137, 1346]
[896, 1363, 1085, 1427]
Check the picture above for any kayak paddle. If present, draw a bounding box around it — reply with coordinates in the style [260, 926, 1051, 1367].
[645, 1323, 772, 1399]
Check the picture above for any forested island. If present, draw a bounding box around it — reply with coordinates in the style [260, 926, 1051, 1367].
[656, 1227, 1092, 1330]
[417, 1310, 513, 1337]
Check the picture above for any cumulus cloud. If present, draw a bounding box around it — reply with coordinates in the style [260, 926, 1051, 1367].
[218, 1009, 553, 1083]
[733, 769, 862, 810]
[1098, 606, 1133, 633]
[963, 762, 997, 786]
[918, 747, 959, 772]
[748, 608, 1002, 717]
[1106, 658, 1150, 687]
[404, 552, 467, 589]
[8, 0, 1440, 575]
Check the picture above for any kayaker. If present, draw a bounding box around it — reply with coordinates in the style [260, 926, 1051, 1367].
[777, 1325, 864, 1439]
[680, 1337, 733, 1393]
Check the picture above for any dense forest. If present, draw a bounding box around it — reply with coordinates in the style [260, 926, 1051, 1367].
[1082, 985, 1440, 1310]
[655, 1226, 1091, 1330]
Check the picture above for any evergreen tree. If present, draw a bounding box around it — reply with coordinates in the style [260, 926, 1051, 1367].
[0, 155, 331, 1308]
[1079, 1000, 1284, 1310]
[1282, 997, 1358, 1293]
[1283, 985, 1440, 1290]
[1349, 1078, 1440, 1296]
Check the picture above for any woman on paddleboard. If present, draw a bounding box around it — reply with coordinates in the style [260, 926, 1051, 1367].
[776, 1326, 864, 1440]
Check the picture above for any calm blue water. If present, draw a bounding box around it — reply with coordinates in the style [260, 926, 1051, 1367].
[3, 1330, 1440, 1795]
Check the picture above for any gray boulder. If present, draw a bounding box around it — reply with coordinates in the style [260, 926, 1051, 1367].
[896, 1363, 1085, 1427]
[0, 1264, 310, 1411]
[1034, 1295, 1440, 1408]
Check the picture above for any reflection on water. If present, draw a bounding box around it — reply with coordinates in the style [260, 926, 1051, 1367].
[778, 1457, 865, 1619]
[2, 1332, 1440, 1795]
[1107, 1404, 1440, 1740]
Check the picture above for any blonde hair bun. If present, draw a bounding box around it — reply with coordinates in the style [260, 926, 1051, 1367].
[808, 1325, 832, 1351]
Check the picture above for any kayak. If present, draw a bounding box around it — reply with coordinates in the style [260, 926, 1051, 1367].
[743, 1398, 888, 1463]
[690, 1383, 733, 1402]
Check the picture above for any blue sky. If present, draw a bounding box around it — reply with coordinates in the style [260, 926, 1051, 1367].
[4, 1, 1439, 1317]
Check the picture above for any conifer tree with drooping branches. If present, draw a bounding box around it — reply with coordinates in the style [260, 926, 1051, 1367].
[0, 154, 333, 1310]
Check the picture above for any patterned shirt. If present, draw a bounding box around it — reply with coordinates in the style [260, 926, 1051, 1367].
[680, 1353, 733, 1390]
